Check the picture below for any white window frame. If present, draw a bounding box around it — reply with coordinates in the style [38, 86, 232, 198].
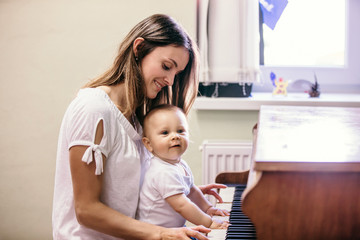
[254, 0, 360, 93]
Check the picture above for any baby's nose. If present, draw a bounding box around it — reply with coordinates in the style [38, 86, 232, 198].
[171, 133, 180, 139]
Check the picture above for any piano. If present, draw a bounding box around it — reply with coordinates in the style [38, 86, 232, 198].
[208, 105, 360, 240]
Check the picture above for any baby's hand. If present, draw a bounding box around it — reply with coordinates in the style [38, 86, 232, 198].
[209, 218, 230, 229]
[206, 206, 230, 217]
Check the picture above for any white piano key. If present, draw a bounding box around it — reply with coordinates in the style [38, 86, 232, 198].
[212, 215, 229, 222]
[215, 203, 232, 212]
[218, 187, 235, 203]
[207, 229, 228, 239]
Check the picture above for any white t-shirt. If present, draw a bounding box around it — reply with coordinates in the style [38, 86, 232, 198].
[137, 156, 194, 228]
[52, 88, 151, 240]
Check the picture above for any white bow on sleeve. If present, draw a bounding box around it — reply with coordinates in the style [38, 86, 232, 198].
[82, 144, 104, 175]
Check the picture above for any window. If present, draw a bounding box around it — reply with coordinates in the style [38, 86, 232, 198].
[255, 0, 360, 93]
[262, 0, 345, 66]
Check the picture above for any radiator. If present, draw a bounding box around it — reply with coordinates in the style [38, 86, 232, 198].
[201, 140, 252, 186]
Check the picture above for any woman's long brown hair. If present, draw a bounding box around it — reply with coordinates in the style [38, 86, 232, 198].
[83, 14, 199, 125]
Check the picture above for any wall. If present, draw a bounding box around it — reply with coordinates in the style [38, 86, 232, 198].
[185, 110, 258, 185]
[0, 0, 258, 239]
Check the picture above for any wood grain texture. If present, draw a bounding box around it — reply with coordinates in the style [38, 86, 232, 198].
[215, 171, 249, 185]
[243, 171, 360, 240]
[242, 106, 360, 239]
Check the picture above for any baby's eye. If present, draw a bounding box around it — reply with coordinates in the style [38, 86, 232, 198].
[161, 131, 168, 135]
[178, 129, 185, 134]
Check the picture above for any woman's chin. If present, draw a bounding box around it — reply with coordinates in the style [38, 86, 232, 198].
[146, 90, 161, 99]
[147, 95, 157, 99]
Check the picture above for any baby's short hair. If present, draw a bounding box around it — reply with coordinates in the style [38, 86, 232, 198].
[142, 104, 186, 137]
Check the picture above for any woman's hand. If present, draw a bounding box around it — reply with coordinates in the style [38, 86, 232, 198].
[198, 183, 227, 203]
[160, 226, 210, 240]
[206, 206, 230, 217]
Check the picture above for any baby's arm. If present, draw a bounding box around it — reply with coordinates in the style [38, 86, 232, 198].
[206, 206, 230, 217]
[166, 193, 228, 229]
[187, 186, 230, 217]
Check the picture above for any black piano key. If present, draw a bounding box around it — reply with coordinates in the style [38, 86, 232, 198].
[227, 231, 257, 236]
[228, 227, 256, 233]
[225, 184, 257, 240]
[226, 235, 256, 239]
[229, 221, 254, 225]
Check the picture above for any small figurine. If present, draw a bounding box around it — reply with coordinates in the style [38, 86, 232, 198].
[271, 72, 288, 96]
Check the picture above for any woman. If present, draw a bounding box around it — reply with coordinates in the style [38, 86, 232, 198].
[52, 14, 224, 240]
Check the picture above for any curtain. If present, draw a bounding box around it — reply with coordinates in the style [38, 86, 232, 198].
[197, 0, 260, 84]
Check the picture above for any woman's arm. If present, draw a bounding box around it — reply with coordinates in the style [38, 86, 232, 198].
[69, 122, 209, 240]
[70, 145, 157, 239]
[70, 146, 210, 239]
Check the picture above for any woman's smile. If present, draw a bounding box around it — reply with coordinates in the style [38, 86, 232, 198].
[154, 80, 164, 91]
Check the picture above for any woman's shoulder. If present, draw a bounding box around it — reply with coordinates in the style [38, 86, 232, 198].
[61, 88, 115, 129]
[69, 88, 114, 115]
[76, 87, 108, 104]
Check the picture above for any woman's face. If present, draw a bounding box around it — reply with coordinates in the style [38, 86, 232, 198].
[140, 45, 189, 99]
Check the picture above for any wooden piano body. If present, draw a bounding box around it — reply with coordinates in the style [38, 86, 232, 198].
[215, 105, 360, 240]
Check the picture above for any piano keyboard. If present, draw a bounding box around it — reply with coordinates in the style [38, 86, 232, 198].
[208, 185, 256, 239]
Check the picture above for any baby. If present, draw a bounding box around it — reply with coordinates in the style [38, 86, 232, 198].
[137, 104, 229, 229]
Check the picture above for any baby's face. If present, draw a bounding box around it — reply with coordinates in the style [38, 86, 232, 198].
[144, 109, 189, 163]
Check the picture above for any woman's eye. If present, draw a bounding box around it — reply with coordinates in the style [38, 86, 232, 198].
[162, 64, 170, 71]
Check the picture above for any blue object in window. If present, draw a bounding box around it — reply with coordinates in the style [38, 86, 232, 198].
[270, 72, 276, 87]
[259, 0, 288, 30]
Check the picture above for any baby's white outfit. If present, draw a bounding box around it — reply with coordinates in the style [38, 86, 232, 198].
[137, 156, 194, 227]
